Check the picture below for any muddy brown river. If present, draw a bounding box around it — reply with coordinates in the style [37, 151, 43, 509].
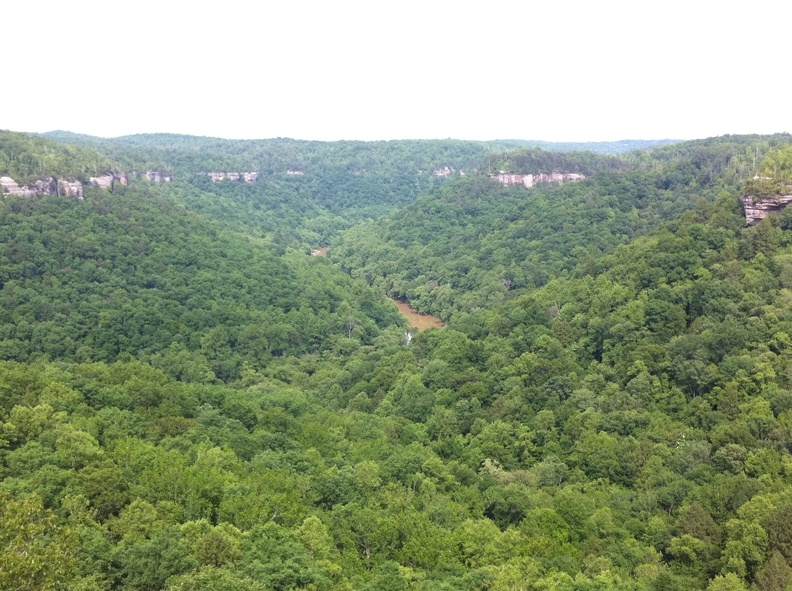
[392, 298, 444, 330]
[310, 247, 444, 330]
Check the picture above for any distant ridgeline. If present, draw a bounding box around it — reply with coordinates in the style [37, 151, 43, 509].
[40, 132, 517, 178]
[740, 144, 792, 224]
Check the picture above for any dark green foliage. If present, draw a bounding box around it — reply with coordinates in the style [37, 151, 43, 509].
[0, 185, 402, 375]
[3, 132, 792, 590]
[0, 130, 119, 184]
[742, 145, 792, 198]
[115, 527, 197, 590]
[333, 171, 699, 320]
[492, 146, 626, 175]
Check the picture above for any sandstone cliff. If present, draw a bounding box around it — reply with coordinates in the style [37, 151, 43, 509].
[491, 172, 586, 188]
[34, 178, 58, 195]
[143, 171, 172, 183]
[208, 172, 258, 183]
[88, 173, 129, 190]
[741, 193, 792, 225]
[57, 178, 84, 199]
[0, 176, 37, 197]
[1, 172, 132, 199]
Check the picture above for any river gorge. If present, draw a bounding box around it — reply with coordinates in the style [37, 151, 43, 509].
[311, 247, 443, 330]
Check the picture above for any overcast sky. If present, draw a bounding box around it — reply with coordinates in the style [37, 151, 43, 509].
[3, 0, 790, 142]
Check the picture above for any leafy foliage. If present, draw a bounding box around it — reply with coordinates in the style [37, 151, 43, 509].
[0, 184, 402, 379]
[2, 131, 792, 590]
[0, 130, 119, 183]
[743, 144, 792, 198]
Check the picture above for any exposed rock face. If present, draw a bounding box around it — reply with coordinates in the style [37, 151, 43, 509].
[88, 173, 128, 189]
[0, 176, 15, 192]
[34, 178, 58, 195]
[492, 172, 586, 188]
[0, 176, 36, 197]
[57, 178, 84, 199]
[741, 194, 792, 225]
[144, 171, 172, 183]
[2, 173, 128, 199]
[208, 172, 258, 183]
[1, 175, 84, 198]
[89, 175, 115, 190]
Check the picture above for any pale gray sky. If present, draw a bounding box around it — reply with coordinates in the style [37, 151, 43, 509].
[3, 0, 789, 142]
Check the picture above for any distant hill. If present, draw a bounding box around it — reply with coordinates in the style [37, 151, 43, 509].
[40, 132, 683, 173]
[493, 138, 682, 153]
[41, 132, 517, 176]
[0, 130, 119, 183]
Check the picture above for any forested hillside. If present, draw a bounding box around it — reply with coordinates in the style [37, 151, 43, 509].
[0, 131, 119, 183]
[3, 131, 792, 591]
[38, 133, 517, 245]
[42, 133, 678, 175]
[0, 184, 403, 380]
[498, 139, 681, 154]
[334, 135, 792, 320]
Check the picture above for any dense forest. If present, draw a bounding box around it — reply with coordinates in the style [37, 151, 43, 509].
[0, 131, 119, 183]
[3, 130, 792, 591]
[332, 136, 792, 319]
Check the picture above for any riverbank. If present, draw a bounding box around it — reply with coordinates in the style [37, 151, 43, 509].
[309, 246, 443, 330]
[392, 298, 444, 330]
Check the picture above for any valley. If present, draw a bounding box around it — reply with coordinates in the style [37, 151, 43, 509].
[2, 130, 792, 591]
[309, 246, 443, 330]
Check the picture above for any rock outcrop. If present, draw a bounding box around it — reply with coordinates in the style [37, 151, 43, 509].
[89, 175, 115, 190]
[0, 176, 37, 197]
[34, 178, 58, 195]
[88, 173, 129, 190]
[2, 171, 134, 200]
[1, 175, 83, 198]
[0, 176, 83, 199]
[57, 178, 84, 199]
[741, 194, 792, 225]
[491, 172, 585, 188]
[88, 174, 115, 189]
[144, 171, 172, 183]
[208, 172, 258, 183]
